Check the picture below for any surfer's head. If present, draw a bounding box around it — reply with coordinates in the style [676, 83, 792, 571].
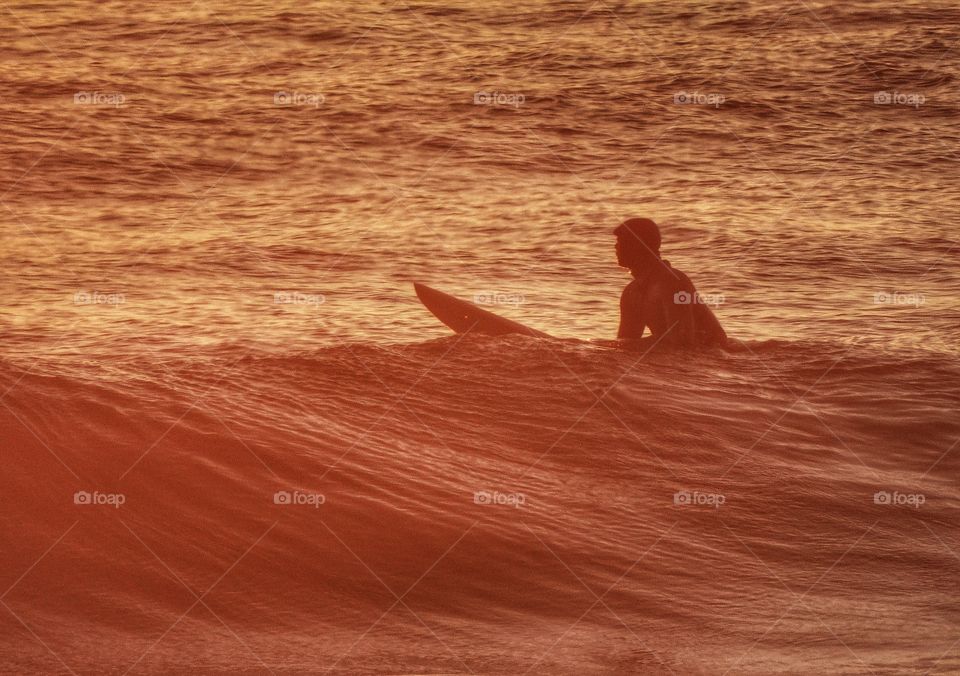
[614, 217, 661, 270]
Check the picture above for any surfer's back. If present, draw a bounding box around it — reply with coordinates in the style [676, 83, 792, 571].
[619, 261, 726, 347]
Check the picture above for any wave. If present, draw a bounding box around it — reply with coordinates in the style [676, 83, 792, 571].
[2, 337, 958, 671]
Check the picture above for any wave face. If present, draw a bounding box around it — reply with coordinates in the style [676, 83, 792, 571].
[2, 338, 959, 673]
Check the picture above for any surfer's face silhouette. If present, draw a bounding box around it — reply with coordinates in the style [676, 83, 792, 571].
[615, 233, 658, 272]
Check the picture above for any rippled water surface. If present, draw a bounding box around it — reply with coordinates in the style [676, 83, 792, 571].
[2, 1, 959, 674]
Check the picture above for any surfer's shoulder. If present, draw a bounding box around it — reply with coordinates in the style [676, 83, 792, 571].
[651, 260, 694, 293]
[621, 278, 639, 298]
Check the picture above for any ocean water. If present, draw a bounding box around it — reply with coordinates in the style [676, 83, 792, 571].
[2, 0, 959, 673]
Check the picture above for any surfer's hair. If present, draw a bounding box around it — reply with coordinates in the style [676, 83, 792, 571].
[614, 218, 661, 257]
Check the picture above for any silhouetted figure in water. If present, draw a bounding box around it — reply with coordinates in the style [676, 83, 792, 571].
[615, 218, 727, 347]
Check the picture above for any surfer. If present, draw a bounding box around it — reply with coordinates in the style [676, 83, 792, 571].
[614, 218, 727, 347]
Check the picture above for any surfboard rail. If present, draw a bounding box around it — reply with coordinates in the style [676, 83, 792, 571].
[414, 282, 551, 338]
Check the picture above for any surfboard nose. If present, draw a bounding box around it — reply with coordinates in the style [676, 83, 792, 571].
[413, 282, 440, 304]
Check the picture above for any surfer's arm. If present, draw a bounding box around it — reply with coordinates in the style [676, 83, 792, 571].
[617, 282, 645, 339]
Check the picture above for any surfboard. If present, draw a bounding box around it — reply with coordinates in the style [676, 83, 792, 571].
[414, 282, 551, 338]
